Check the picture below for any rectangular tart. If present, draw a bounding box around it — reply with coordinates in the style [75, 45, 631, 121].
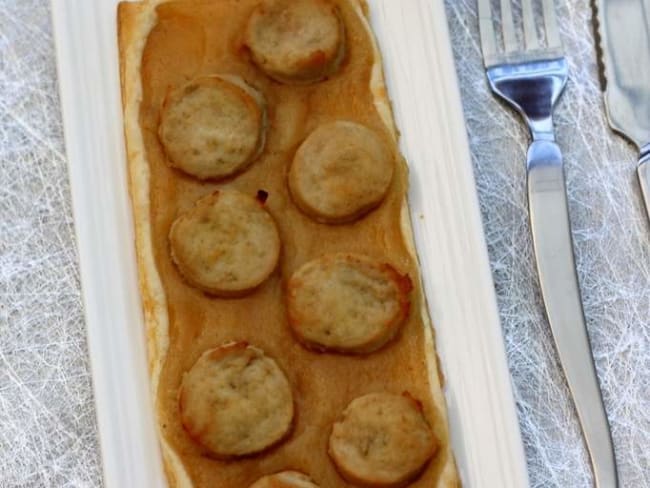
[118, 1, 459, 486]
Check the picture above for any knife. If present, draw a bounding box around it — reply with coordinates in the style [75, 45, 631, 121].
[528, 143, 619, 488]
[595, 0, 650, 220]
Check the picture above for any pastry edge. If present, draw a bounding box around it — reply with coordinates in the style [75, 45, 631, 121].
[118, 2, 194, 487]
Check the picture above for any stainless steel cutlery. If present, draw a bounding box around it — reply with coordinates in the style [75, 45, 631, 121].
[477, 1, 619, 486]
[595, 0, 650, 221]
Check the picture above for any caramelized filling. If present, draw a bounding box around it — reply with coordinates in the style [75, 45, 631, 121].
[139, 1, 450, 485]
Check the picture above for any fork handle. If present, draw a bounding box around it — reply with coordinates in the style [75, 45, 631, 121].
[526, 140, 619, 488]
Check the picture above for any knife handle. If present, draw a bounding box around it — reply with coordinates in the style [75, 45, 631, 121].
[526, 140, 619, 488]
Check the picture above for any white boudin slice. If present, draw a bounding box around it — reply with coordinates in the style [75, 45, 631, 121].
[169, 190, 280, 296]
[288, 121, 394, 224]
[328, 393, 438, 487]
[244, 0, 345, 84]
[249, 471, 320, 488]
[179, 342, 294, 458]
[158, 75, 267, 180]
[286, 253, 411, 354]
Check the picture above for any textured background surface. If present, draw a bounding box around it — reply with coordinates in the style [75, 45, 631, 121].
[0, 1, 647, 487]
[0, 1, 101, 486]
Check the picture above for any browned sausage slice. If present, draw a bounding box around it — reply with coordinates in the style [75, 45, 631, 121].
[249, 471, 320, 488]
[159, 75, 267, 180]
[169, 190, 280, 296]
[289, 121, 394, 224]
[287, 253, 411, 354]
[245, 0, 345, 84]
[179, 342, 294, 458]
[329, 393, 438, 486]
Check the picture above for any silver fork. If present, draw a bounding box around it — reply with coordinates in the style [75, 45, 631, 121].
[478, 1, 619, 487]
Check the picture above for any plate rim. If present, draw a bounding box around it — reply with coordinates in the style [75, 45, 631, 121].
[51, 1, 530, 486]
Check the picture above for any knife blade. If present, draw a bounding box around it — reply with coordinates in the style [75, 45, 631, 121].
[595, 0, 650, 220]
[527, 141, 619, 488]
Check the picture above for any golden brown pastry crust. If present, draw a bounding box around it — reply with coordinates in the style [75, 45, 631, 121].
[118, 1, 459, 487]
[118, 3, 194, 486]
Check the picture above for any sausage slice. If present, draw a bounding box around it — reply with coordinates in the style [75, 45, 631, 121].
[249, 471, 320, 488]
[329, 393, 438, 486]
[287, 253, 411, 354]
[159, 75, 267, 180]
[245, 0, 345, 83]
[179, 342, 294, 458]
[288, 121, 394, 224]
[169, 190, 280, 296]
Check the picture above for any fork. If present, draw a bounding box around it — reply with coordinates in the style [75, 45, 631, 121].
[477, 1, 619, 487]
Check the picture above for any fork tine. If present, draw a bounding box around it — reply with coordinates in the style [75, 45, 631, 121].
[522, 0, 540, 50]
[500, 0, 518, 53]
[542, 0, 562, 48]
[478, 0, 498, 64]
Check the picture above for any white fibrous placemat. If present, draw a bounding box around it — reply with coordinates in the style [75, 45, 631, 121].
[445, 1, 650, 486]
[0, 0, 648, 486]
[0, 1, 101, 486]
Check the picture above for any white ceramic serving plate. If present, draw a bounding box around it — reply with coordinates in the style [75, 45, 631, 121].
[51, 1, 530, 487]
